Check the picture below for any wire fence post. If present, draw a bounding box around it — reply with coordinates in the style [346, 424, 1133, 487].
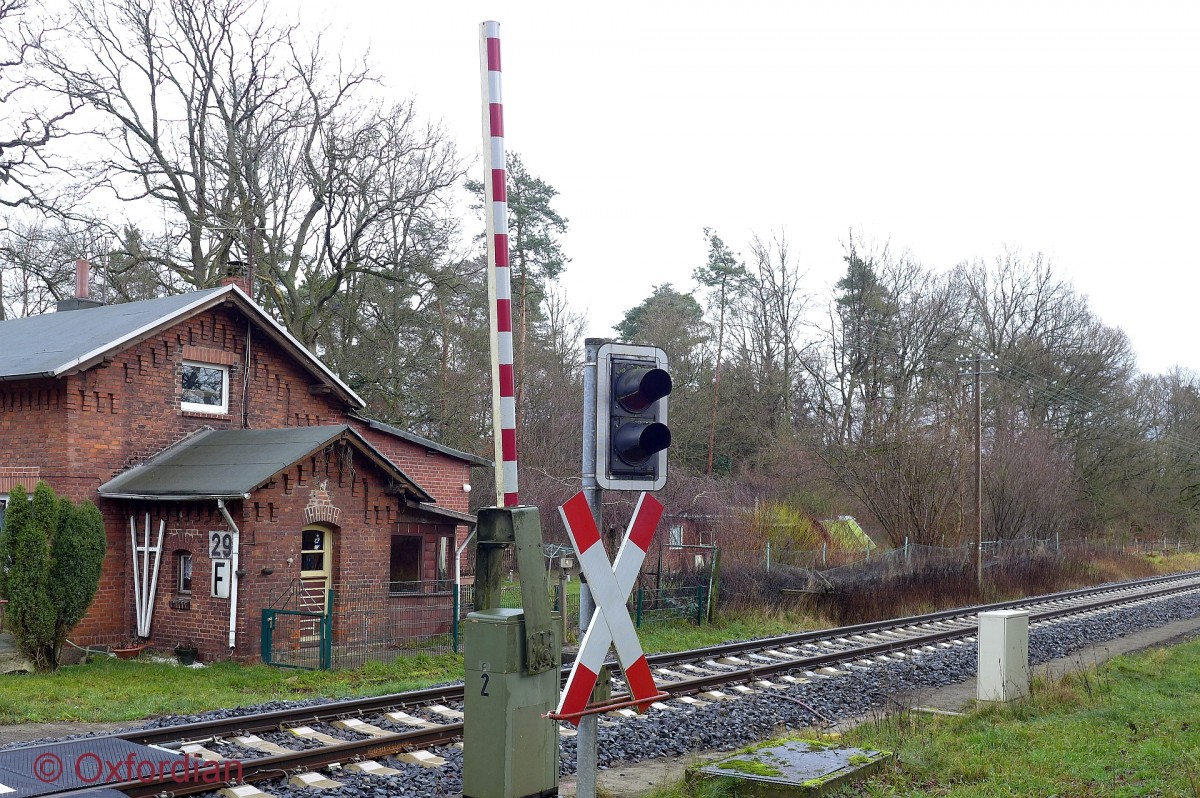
[320, 588, 334, 670]
[636, 586, 644, 628]
[822, 542, 827, 566]
[765, 540, 771, 571]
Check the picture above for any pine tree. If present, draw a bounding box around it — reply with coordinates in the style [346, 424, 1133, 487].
[694, 230, 750, 476]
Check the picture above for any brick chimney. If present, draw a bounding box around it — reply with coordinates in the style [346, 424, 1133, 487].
[57, 258, 105, 312]
[220, 260, 253, 296]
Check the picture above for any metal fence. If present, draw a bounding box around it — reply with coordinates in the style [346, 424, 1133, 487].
[262, 580, 457, 670]
[331, 580, 457, 668]
[459, 579, 581, 647]
[260, 570, 709, 670]
[634, 585, 707, 627]
[758, 534, 1192, 576]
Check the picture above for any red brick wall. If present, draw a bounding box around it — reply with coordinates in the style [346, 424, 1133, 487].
[351, 426, 474, 513]
[352, 426, 480, 602]
[90, 443, 461, 661]
[0, 301, 477, 661]
[68, 305, 355, 482]
[0, 380, 76, 495]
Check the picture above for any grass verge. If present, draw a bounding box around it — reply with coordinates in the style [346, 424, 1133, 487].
[843, 639, 1200, 796]
[637, 610, 822, 655]
[0, 652, 462, 725]
[636, 639, 1200, 798]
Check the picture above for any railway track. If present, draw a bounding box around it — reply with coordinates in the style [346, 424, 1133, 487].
[5, 570, 1198, 798]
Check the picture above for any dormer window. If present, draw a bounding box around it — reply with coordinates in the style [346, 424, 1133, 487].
[181, 362, 229, 414]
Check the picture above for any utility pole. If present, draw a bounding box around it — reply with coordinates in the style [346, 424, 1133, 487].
[958, 354, 996, 591]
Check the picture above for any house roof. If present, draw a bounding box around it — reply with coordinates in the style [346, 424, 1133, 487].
[0, 284, 365, 407]
[352, 414, 493, 467]
[99, 425, 432, 503]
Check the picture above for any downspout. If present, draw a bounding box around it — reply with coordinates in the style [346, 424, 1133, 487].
[242, 321, 252, 429]
[455, 529, 477, 595]
[217, 499, 241, 650]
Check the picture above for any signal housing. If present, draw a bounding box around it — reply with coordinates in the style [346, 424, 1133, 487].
[595, 343, 671, 491]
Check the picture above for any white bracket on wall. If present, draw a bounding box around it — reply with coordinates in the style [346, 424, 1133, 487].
[130, 513, 164, 638]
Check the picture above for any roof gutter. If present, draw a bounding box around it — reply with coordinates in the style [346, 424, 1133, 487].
[0, 371, 56, 383]
[99, 492, 252, 501]
[405, 499, 478, 526]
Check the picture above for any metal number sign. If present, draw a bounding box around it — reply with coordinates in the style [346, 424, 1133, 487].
[211, 558, 231, 598]
[209, 530, 238, 599]
[210, 531, 235, 559]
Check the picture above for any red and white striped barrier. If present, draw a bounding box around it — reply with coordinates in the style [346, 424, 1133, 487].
[557, 491, 664, 722]
[479, 20, 518, 507]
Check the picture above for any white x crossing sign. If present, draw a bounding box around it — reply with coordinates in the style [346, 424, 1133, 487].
[556, 490, 663, 722]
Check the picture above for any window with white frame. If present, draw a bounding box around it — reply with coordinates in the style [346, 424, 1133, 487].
[181, 362, 229, 414]
[668, 524, 683, 549]
[176, 551, 193, 594]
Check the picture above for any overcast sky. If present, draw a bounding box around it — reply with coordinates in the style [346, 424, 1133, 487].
[303, 1, 1199, 375]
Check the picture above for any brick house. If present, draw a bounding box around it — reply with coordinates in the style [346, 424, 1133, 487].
[0, 277, 488, 662]
[657, 513, 717, 572]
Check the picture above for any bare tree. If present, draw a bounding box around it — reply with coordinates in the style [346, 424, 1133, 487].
[518, 288, 588, 531]
[0, 220, 112, 318]
[41, 0, 463, 350]
[0, 0, 82, 213]
[257, 94, 463, 348]
[958, 251, 1136, 439]
[804, 236, 968, 447]
[731, 232, 809, 434]
[985, 426, 1078, 540]
[41, 0, 296, 287]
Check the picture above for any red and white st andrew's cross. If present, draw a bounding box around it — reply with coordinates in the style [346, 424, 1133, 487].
[556, 491, 663, 722]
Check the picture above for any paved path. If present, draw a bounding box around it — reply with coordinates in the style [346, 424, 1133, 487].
[0, 631, 33, 676]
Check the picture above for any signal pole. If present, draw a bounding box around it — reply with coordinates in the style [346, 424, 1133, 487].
[958, 354, 996, 590]
[578, 338, 604, 798]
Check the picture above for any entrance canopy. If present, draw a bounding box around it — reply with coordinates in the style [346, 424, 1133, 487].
[99, 425, 431, 502]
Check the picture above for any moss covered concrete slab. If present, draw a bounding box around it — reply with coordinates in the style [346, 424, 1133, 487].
[690, 739, 892, 797]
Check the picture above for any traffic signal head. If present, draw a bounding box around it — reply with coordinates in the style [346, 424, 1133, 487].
[596, 342, 671, 490]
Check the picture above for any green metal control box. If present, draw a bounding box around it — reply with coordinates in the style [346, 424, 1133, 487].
[463, 608, 562, 798]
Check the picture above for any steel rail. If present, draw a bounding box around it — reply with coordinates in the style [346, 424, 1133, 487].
[117, 682, 468, 747]
[58, 724, 465, 798]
